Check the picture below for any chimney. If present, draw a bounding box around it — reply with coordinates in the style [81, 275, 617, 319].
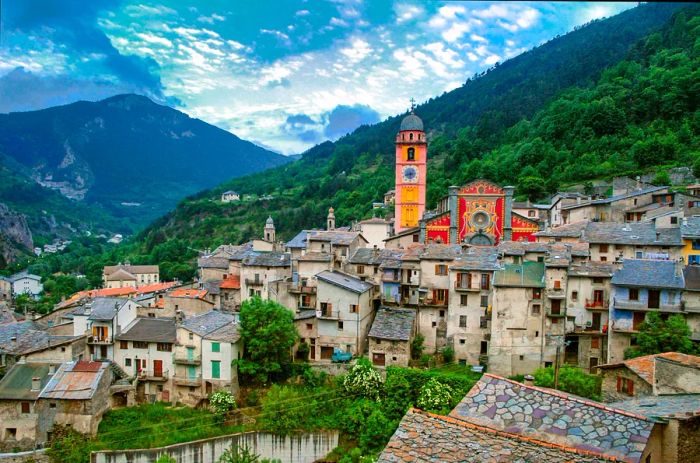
[576, 196, 581, 205]
[31, 377, 41, 391]
[524, 374, 534, 386]
[48, 364, 56, 375]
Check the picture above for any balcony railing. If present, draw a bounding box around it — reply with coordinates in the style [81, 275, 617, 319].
[88, 336, 112, 344]
[138, 369, 169, 381]
[381, 274, 400, 283]
[613, 298, 682, 313]
[174, 355, 202, 365]
[245, 278, 264, 286]
[422, 298, 448, 307]
[585, 299, 609, 310]
[546, 288, 566, 299]
[173, 374, 202, 387]
[546, 308, 566, 318]
[289, 285, 317, 294]
[454, 280, 480, 292]
[318, 310, 341, 320]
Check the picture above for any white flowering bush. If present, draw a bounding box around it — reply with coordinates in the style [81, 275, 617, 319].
[416, 378, 453, 413]
[209, 390, 237, 416]
[343, 358, 384, 400]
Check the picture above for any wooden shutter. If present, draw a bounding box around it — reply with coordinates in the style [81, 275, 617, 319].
[627, 380, 634, 395]
[616, 376, 622, 392]
[456, 273, 462, 286]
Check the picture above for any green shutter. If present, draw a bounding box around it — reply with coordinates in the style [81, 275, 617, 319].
[211, 342, 220, 353]
[211, 360, 220, 379]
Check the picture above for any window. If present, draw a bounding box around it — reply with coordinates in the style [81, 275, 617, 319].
[357, 265, 365, 274]
[554, 280, 561, 289]
[601, 256, 608, 262]
[545, 361, 553, 368]
[407, 147, 415, 161]
[481, 274, 490, 290]
[338, 321, 344, 330]
[133, 341, 148, 349]
[125, 358, 132, 367]
[532, 304, 541, 315]
[6, 428, 16, 440]
[439, 310, 445, 318]
[635, 251, 643, 259]
[480, 341, 488, 354]
[49, 403, 56, 409]
[306, 323, 313, 330]
[350, 304, 358, 313]
[616, 376, 635, 396]
[480, 295, 488, 308]
[571, 291, 578, 301]
[599, 244, 608, 253]
[459, 339, 466, 344]
[591, 337, 600, 349]
[435, 264, 448, 275]
[528, 210, 535, 217]
[629, 288, 639, 301]
[519, 355, 524, 361]
[157, 343, 172, 352]
[211, 342, 221, 353]
[120, 341, 128, 349]
[434, 289, 448, 304]
[535, 330, 539, 337]
[671, 216, 678, 225]
[211, 360, 221, 379]
[413, 234, 420, 243]
[189, 332, 194, 340]
[532, 289, 541, 300]
[459, 315, 467, 328]
[21, 402, 30, 414]
[460, 294, 468, 306]
[593, 277, 603, 284]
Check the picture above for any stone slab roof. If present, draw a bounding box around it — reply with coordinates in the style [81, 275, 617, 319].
[116, 318, 176, 343]
[316, 270, 373, 294]
[450, 246, 500, 271]
[497, 241, 551, 256]
[86, 297, 132, 321]
[378, 409, 611, 463]
[242, 251, 291, 267]
[597, 352, 700, 387]
[104, 264, 158, 275]
[568, 262, 617, 278]
[308, 230, 367, 246]
[493, 261, 545, 288]
[535, 221, 588, 238]
[608, 394, 700, 421]
[562, 186, 667, 210]
[294, 309, 317, 320]
[0, 321, 79, 356]
[298, 252, 332, 262]
[681, 216, 700, 239]
[181, 310, 238, 338]
[449, 374, 654, 463]
[369, 308, 416, 341]
[347, 248, 391, 265]
[286, 230, 312, 249]
[39, 361, 109, 400]
[197, 257, 230, 269]
[418, 244, 462, 260]
[583, 222, 682, 246]
[611, 259, 684, 289]
[0, 362, 50, 400]
[211, 242, 255, 261]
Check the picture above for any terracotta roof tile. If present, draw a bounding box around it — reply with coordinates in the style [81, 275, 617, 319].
[219, 275, 241, 289]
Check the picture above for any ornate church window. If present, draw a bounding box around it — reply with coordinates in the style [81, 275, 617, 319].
[407, 147, 415, 161]
[409, 133, 414, 140]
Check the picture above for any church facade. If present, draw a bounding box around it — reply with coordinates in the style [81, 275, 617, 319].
[393, 111, 539, 245]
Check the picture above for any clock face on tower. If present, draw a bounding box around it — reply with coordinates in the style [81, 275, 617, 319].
[402, 165, 419, 183]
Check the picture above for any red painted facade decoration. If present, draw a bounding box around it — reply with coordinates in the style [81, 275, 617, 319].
[426, 179, 538, 245]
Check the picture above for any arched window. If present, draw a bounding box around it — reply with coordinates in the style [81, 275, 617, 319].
[402, 134, 405, 141]
[409, 133, 414, 141]
[407, 147, 415, 161]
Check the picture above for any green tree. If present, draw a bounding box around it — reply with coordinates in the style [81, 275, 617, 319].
[533, 366, 602, 400]
[625, 312, 696, 359]
[47, 425, 92, 463]
[235, 297, 299, 383]
[411, 333, 425, 360]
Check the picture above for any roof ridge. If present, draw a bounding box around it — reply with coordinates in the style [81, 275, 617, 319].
[413, 409, 624, 462]
[481, 374, 654, 422]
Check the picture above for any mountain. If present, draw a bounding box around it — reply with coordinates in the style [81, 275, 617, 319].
[0, 94, 290, 236]
[130, 3, 691, 251]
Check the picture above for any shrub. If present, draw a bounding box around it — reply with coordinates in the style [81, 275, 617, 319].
[411, 334, 425, 360]
[359, 408, 393, 453]
[296, 342, 310, 361]
[217, 444, 282, 463]
[302, 368, 328, 388]
[343, 358, 384, 400]
[533, 366, 602, 400]
[441, 346, 455, 364]
[47, 425, 92, 463]
[416, 378, 454, 414]
[258, 385, 309, 435]
[209, 390, 237, 416]
[156, 456, 177, 463]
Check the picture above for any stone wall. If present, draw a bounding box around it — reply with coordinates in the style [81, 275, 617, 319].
[600, 367, 653, 402]
[0, 449, 48, 463]
[678, 417, 700, 463]
[91, 431, 338, 463]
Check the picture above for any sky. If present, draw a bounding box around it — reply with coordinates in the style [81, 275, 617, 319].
[0, 1, 635, 154]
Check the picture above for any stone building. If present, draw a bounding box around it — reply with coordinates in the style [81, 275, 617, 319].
[608, 260, 685, 363]
[0, 277, 11, 301]
[560, 186, 667, 224]
[583, 222, 683, 262]
[71, 297, 139, 361]
[102, 264, 159, 289]
[0, 362, 51, 450]
[368, 307, 416, 367]
[240, 252, 291, 301]
[597, 352, 700, 402]
[681, 265, 700, 342]
[162, 288, 215, 317]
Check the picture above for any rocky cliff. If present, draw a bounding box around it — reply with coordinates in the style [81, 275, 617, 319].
[0, 203, 33, 265]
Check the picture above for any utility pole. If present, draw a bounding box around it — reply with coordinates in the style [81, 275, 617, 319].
[554, 343, 561, 389]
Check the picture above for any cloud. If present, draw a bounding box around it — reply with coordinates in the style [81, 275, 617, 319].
[340, 38, 372, 62]
[323, 104, 380, 139]
[197, 13, 226, 24]
[395, 4, 424, 24]
[135, 32, 173, 48]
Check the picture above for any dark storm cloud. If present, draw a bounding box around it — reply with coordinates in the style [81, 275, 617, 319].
[323, 104, 380, 139]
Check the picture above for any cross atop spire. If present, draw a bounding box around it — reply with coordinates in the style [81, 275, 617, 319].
[409, 97, 416, 112]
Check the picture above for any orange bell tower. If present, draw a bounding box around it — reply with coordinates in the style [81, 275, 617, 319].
[395, 101, 427, 232]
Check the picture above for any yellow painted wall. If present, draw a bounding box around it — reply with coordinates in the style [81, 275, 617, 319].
[682, 238, 700, 264]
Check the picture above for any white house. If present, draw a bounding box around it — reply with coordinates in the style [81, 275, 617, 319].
[221, 191, 240, 202]
[8, 272, 43, 299]
[71, 298, 139, 361]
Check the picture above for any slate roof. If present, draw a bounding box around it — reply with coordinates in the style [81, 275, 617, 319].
[449, 374, 654, 463]
[103, 264, 158, 275]
[294, 309, 316, 320]
[181, 310, 238, 340]
[116, 318, 176, 343]
[681, 216, 700, 239]
[608, 394, 700, 421]
[369, 308, 416, 341]
[205, 323, 240, 343]
[202, 280, 222, 295]
[568, 262, 617, 278]
[562, 186, 667, 210]
[307, 230, 367, 246]
[497, 241, 550, 256]
[298, 252, 332, 262]
[597, 352, 700, 387]
[85, 298, 132, 321]
[535, 221, 587, 238]
[286, 230, 312, 249]
[450, 246, 500, 271]
[400, 112, 423, 131]
[683, 265, 700, 291]
[104, 268, 136, 281]
[197, 256, 229, 269]
[493, 261, 545, 288]
[0, 321, 78, 356]
[39, 361, 109, 400]
[611, 259, 684, 289]
[242, 252, 291, 267]
[8, 271, 41, 282]
[0, 362, 51, 400]
[316, 270, 373, 294]
[378, 409, 610, 463]
[419, 244, 462, 260]
[0, 306, 16, 325]
[583, 222, 682, 246]
[347, 247, 386, 265]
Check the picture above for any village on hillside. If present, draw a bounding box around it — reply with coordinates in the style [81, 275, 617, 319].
[1, 112, 699, 462]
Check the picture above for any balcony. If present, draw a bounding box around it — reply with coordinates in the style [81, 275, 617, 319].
[174, 374, 202, 387]
[546, 288, 566, 299]
[613, 298, 682, 313]
[318, 310, 341, 320]
[454, 281, 480, 292]
[245, 278, 264, 286]
[381, 274, 400, 283]
[138, 369, 169, 382]
[585, 299, 609, 310]
[88, 335, 112, 345]
[682, 301, 700, 313]
[289, 285, 317, 295]
[422, 298, 448, 307]
[546, 308, 566, 318]
[174, 355, 201, 366]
